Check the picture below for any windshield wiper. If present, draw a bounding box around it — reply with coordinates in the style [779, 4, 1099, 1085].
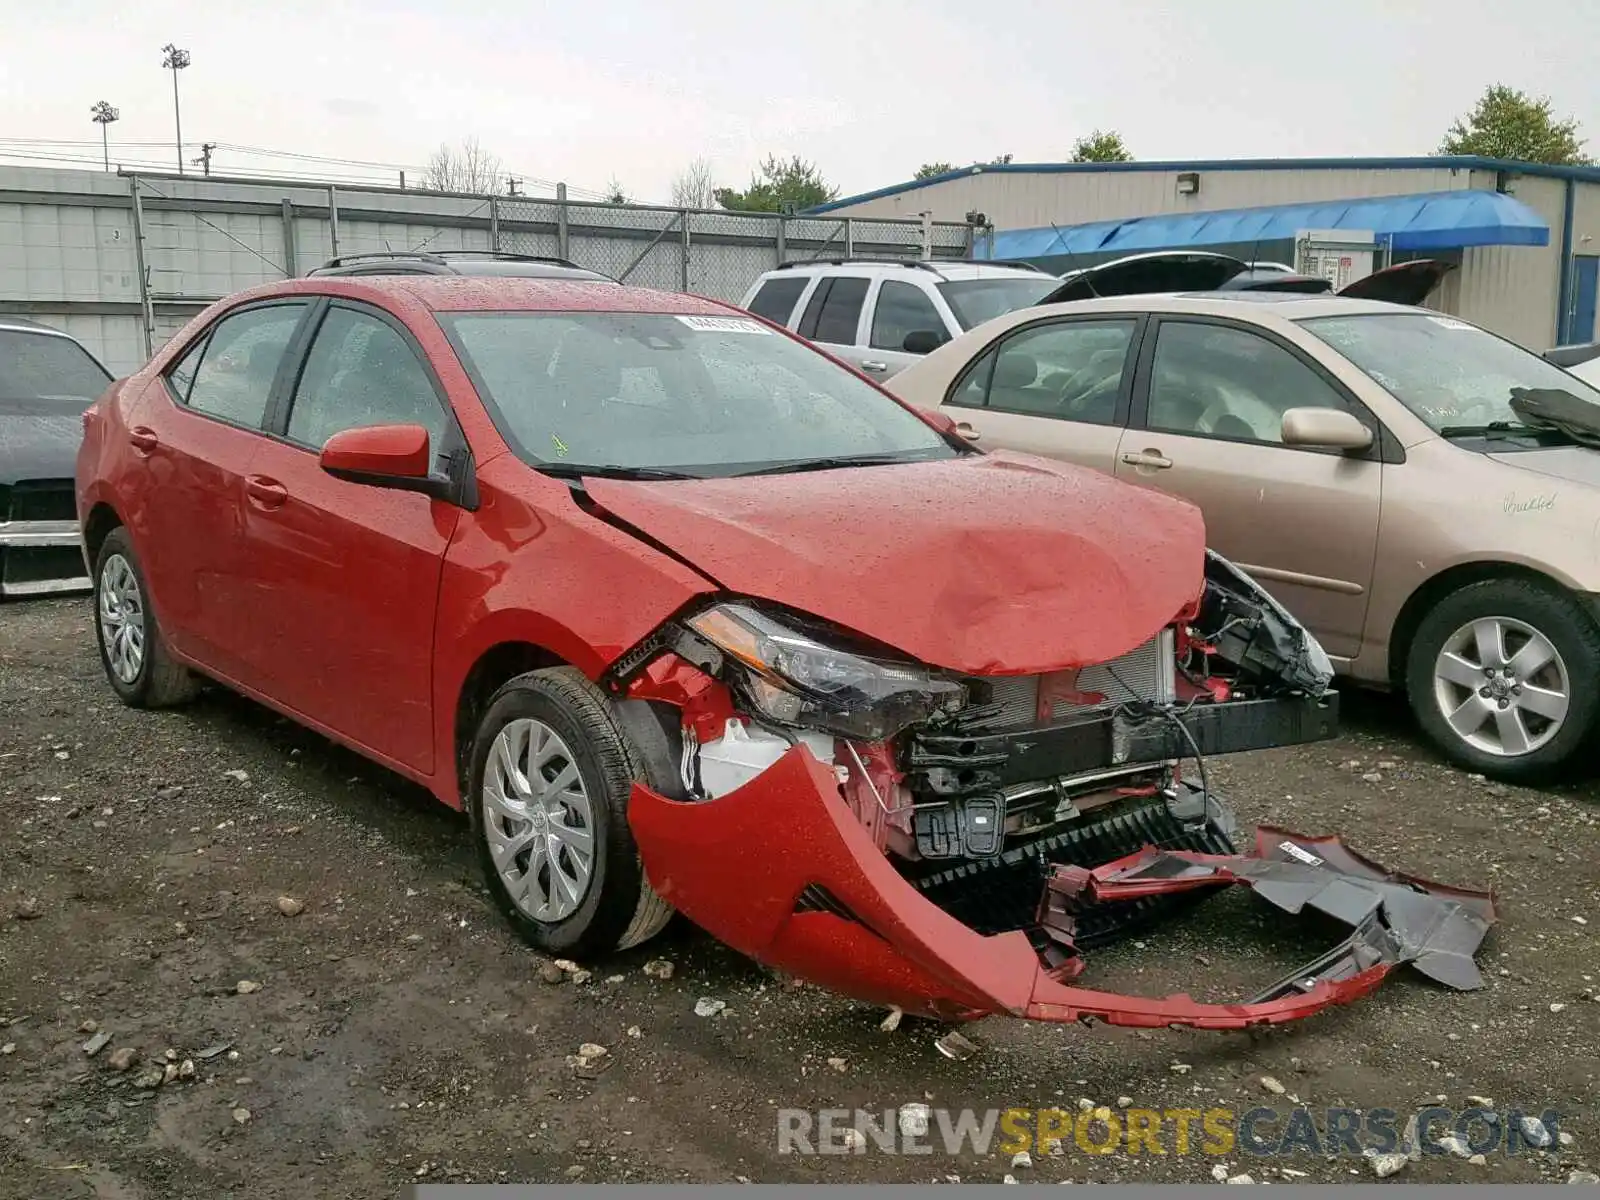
[534, 462, 701, 481]
[732, 451, 943, 478]
[1437, 421, 1546, 440]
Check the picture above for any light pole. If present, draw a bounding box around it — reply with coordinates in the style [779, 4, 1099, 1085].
[89, 101, 120, 172]
[160, 43, 191, 174]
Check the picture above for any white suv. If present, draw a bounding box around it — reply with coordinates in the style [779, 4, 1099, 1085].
[739, 258, 1059, 380]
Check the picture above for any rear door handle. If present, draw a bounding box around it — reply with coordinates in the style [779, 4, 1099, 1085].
[860, 360, 889, 373]
[129, 427, 159, 454]
[245, 475, 289, 509]
[1120, 450, 1173, 470]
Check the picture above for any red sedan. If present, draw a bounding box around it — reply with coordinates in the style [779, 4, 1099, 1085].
[75, 276, 1492, 1029]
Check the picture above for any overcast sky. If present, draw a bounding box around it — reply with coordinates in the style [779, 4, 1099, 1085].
[4, 0, 1597, 203]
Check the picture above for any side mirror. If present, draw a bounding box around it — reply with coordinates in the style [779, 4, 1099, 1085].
[319, 423, 453, 499]
[1280, 407, 1374, 451]
[902, 329, 946, 355]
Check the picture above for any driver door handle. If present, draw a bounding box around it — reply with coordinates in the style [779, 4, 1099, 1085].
[245, 474, 289, 509]
[954, 421, 981, 442]
[1121, 450, 1173, 470]
[859, 360, 889, 373]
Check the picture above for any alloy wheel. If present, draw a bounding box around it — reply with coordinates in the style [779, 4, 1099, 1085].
[1432, 615, 1570, 757]
[481, 718, 597, 922]
[98, 553, 146, 685]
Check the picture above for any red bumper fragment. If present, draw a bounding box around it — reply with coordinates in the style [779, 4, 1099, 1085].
[628, 747, 1495, 1029]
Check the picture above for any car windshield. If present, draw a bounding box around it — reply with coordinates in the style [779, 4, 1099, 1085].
[0, 329, 112, 409]
[439, 310, 956, 476]
[937, 277, 1060, 330]
[1300, 312, 1600, 433]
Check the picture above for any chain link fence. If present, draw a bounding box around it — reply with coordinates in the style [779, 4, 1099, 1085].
[497, 197, 973, 302]
[0, 167, 977, 372]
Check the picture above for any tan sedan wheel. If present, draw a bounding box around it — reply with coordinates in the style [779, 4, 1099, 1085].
[1407, 578, 1600, 783]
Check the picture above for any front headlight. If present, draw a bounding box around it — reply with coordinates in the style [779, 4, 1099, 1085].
[685, 602, 967, 740]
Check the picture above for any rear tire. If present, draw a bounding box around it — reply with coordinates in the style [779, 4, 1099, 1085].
[1405, 577, 1600, 782]
[92, 527, 200, 709]
[467, 667, 672, 959]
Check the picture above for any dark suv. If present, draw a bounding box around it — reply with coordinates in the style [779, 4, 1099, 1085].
[305, 251, 616, 283]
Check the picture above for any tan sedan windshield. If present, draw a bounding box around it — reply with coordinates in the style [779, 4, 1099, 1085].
[1300, 312, 1600, 432]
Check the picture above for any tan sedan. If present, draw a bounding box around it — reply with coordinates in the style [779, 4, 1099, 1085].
[888, 291, 1600, 781]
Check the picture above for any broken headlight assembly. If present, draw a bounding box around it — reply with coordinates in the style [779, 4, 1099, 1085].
[686, 602, 968, 740]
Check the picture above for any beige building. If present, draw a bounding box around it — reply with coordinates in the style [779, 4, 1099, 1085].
[810, 156, 1600, 351]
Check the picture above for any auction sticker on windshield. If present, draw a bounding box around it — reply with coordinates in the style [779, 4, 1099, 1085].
[675, 315, 772, 334]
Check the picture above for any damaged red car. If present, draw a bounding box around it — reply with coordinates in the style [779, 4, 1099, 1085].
[76, 276, 1493, 1030]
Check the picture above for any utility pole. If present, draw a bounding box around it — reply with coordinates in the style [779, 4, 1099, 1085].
[89, 101, 120, 172]
[160, 43, 191, 174]
[193, 142, 216, 176]
[506, 176, 522, 197]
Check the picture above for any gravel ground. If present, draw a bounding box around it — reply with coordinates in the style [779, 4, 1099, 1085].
[1, 596, 1597, 1197]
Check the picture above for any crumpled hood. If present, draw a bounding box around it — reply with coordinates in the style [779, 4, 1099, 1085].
[583, 450, 1206, 675]
[0, 405, 84, 485]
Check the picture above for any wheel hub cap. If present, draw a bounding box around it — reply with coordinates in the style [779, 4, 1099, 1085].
[98, 553, 146, 684]
[1432, 616, 1569, 757]
[481, 718, 596, 922]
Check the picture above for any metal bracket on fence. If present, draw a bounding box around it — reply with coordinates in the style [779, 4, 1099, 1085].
[489, 195, 500, 253]
[556, 183, 569, 260]
[127, 174, 155, 359]
[328, 186, 340, 258]
[679, 209, 691, 292]
[775, 216, 787, 267]
[280, 199, 298, 278]
[844, 217, 854, 258]
[617, 211, 683, 284]
[806, 222, 843, 261]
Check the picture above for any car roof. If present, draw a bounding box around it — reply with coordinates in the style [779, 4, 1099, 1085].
[236, 275, 736, 316]
[0, 316, 79, 338]
[1022, 291, 1415, 321]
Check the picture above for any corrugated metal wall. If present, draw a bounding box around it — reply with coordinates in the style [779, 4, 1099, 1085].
[0, 166, 972, 374]
[820, 165, 1477, 228]
[825, 164, 1594, 348]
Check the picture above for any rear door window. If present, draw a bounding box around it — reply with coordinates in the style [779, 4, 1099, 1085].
[746, 276, 809, 326]
[951, 318, 1137, 425]
[178, 303, 309, 430]
[810, 277, 869, 345]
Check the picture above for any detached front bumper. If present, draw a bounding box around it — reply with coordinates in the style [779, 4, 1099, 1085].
[629, 744, 1496, 1030]
[0, 519, 91, 597]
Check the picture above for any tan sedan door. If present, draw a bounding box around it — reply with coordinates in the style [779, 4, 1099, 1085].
[936, 314, 1145, 475]
[1113, 316, 1383, 661]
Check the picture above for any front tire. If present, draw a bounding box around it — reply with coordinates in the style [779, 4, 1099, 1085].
[93, 527, 200, 709]
[1405, 578, 1600, 782]
[467, 667, 672, 958]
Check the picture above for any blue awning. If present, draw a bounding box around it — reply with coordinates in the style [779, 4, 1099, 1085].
[984, 189, 1550, 260]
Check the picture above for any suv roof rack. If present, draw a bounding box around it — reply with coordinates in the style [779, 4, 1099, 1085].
[313, 250, 588, 271]
[771, 256, 1044, 274]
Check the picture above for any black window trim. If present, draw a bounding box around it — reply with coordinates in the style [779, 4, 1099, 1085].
[1128, 313, 1403, 464]
[796, 278, 834, 340]
[942, 312, 1151, 430]
[158, 298, 317, 435]
[260, 297, 476, 507]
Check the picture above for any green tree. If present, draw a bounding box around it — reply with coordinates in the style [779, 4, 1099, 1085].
[1070, 130, 1134, 163]
[714, 155, 839, 213]
[603, 177, 630, 205]
[1439, 84, 1590, 164]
